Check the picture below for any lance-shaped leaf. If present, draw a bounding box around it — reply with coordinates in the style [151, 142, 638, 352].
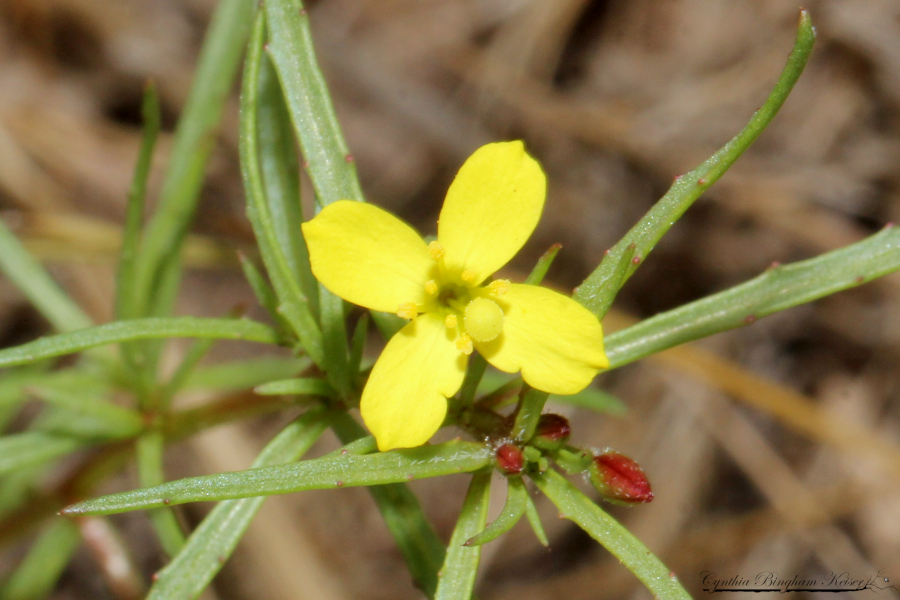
[522, 483, 549, 547]
[605, 224, 900, 369]
[434, 472, 491, 600]
[29, 386, 143, 438]
[574, 11, 815, 319]
[184, 356, 310, 392]
[551, 385, 627, 415]
[0, 317, 280, 369]
[257, 41, 319, 314]
[62, 441, 492, 516]
[0, 217, 92, 334]
[533, 469, 690, 600]
[0, 432, 85, 476]
[133, 0, 258, 319]
[254, 377, 335, 397]
[146, 408, 330, 600]
[465, 476, 528, 547]
[264, 0, 365, 207]
[116, 83, 161, 322]
[241, 14, 323, 364]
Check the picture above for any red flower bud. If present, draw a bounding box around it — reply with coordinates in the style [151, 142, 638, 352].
[589, 451, 653, 505]
[495, 443, 524, 475]
[531, 414, 571, 450]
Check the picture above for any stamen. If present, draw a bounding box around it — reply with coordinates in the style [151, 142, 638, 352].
[456, 333, 473, 355]
[428, 241, 445, 261]
[461, 269, 477, 283]
[488, 279, 510, 296]
[444, 314, 458, 329]
[424, 280, 438, 296]
[397, 303, 418, 320]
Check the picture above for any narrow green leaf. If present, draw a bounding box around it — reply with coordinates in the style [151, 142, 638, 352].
[0, 368, 100, 409]
[265, 0, 365, 207]
[521, 483, 549, 547]
[184, 356, 310, 391]
[238, 252, 287, 330]
[62, 441, 492, 515]
[29, 386, 143, 438]
[524, 244, 561, 285]
[465, 477, 527, 547]
[133, 0, 259, 319]
[324, 435, 377, 458]
[160, 335, 216, 407]
[116, 82, 161, 322]
[583, 244, 635, 320]
[136, 431, 185, 557]
[253, 377, 334, 397]
[0, 317, 280, 369]
[1, 519, 80, 600]
[512, 386, 549, 442]
[332, 415, 446, 598]
[241, 13, 324, 364]
[434, 472, 491, 600]
[0, 432, 84, 476]
[605, 224, 900, 369]
[549, 386, 627, 416]
[575, 11, 815, 318]
[0, 218, 92, 333]
[146, 408, 330, 600]
[533, 469, 690, 600]
[257, 52, 320, 315]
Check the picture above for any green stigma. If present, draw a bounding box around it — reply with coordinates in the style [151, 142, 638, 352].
[464, 297, 504, 342]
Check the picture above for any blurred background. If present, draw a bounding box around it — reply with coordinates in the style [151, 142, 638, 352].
[1, 0, 900, 598]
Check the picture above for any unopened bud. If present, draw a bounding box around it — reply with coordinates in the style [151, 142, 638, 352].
[495, 443, 524, 475]
[589, 451, 653, 505]
[531, 414, 571, 450]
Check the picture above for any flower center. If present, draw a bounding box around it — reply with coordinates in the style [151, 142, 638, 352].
[421, 241, 508, 354]
[464, 297, 504, 342]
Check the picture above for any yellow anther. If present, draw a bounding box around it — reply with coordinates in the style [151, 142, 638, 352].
[428, 241, 445, 261]
[424, 280, 438, 296]
[488, 279, 510, 296]
[444, 314, 458, 329]
[397, 303, 418, 320]
[455, 333, 473, 355]
[461, 269, 478, 283]
[464, 297, 504, 342]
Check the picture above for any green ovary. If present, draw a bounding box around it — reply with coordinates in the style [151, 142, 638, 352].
[464, 297, 504, 342]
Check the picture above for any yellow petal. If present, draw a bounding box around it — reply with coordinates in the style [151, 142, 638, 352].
[438, 141, 546, 285]
[478, 284, 608, 395]
[302, 200, 436, 313]
[361, 312, 467, 450]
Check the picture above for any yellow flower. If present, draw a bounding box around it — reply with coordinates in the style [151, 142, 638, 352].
[302, 141, 609, 451]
